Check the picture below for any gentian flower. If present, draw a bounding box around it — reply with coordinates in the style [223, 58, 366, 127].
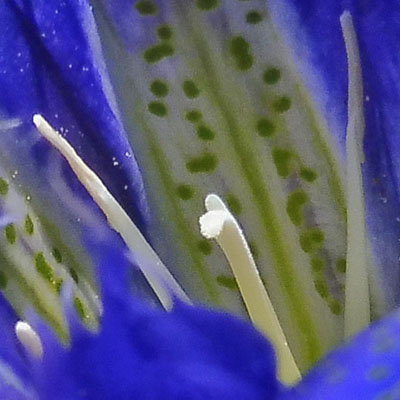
[1, 0, 400, 398]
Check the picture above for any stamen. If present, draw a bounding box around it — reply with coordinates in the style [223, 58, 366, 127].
[15, 321, 43, 359]
[340, 12, 370, 338]
[199, 194, 300, 384]
[33, 114, 190, 310]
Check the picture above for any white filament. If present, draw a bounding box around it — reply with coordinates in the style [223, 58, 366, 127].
[15, 321, 43, 359]
[341, 11, 370, 338]
[33, 114, 190, 310]
[199, 194, 300, 384]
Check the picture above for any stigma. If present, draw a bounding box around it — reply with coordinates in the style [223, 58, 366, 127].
[200, 193, 300, 383]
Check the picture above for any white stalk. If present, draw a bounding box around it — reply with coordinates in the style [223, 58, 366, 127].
[33, 114, 189, 310]
[341, 11, 370, 338]
[199, 194, 300, 384]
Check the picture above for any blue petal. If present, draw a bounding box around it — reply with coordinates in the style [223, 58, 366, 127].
[0, 0, 165, 333]
[31, 239, 278, 400]
[281, 307, 400, 400]
[0, 0, 149, 228]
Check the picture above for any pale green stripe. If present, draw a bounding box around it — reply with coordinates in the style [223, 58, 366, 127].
[180, 11, 322, 365]
[133, 118, 222, 305]
[1, 253, 68, 342]
[295, 84, 347, 217]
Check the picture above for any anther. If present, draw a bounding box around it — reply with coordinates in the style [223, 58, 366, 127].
[33, 114, 189, 310]
[15, 321, 43, 359]
[199, 193, 300, 384]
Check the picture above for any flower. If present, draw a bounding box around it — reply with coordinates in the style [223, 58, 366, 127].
[1, 0, 400, 398]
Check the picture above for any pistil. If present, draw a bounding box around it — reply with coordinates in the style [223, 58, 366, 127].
[199, 193, 300, 384]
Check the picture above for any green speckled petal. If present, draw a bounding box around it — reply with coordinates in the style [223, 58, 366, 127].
[93, 0, 348, 370]
[0, 167, 99, 340]
[0, 120, 123, 340]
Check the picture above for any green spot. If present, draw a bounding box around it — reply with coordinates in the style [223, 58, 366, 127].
[157, 24, 173, 40]
[263, 67, 281, 84]
[52, 247, 63, 263]
[287, 190, 308, 226]
[226, 194, 242, 215]
[300, 229, 325, 253]
[197, 240, 213, 255]
[74, 296, 88, 321]
[197, 125, 215, 141]
[0, 178, 9, 196]
[5, 224, 16, 244]
[186, 153, 218, 173]
[314, 279, 329, 299]
[246, 10, 263, 24]
[70, 268, 79, 284]
[256, 118, 275, 137]
[24, 214, 34, 235]
[135, 0, 158, 15]
[150, 80, 169, 97]
[216, 275, 238, 290]
[311, 257, 325, 273]
[143, 44, 174, 63]
[300, 167, 318, 182]
[272, 96, 292, 113]
[185, 109, 202, 123]
[329, 300, 342, 315]
[176, 184, 195, 200]
[0, 270, 7, 289]
[230, 36, 254, 71]
[148, 101, 168, 117]
[272, 148, 293, 178]
[183, 80, 200, 98]
[336, 258, 347, 273]
[196, 0, 219, 10]
[310, 229, 325, 243]
[54, 278, 64, 294]
[35, 252, 55, 284]
[299, 233, 316, 254]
